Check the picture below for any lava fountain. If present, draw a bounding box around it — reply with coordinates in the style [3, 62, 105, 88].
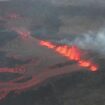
[40, 40, 98, 72]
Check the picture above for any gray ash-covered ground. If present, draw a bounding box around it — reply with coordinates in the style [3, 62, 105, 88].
[0, 73, 22, 82]
[0, 51, 31, 68]
[0, 59, 105, 105]
[0, 21, 18, 47]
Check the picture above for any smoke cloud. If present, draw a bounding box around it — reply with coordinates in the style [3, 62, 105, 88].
[55, 29, 105, 55]
[73, 29, 105, 55]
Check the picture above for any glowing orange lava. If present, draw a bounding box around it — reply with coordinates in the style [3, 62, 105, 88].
[40, 41, 56, 49]
[89, 64, 98, 71]
[40, 40, 98, 71]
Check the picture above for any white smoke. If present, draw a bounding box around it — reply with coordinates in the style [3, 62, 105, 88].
[55, 29, 105, 55]
[73, 29, 105, 55]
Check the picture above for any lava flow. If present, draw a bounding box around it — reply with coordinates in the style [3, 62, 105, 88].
[40, 40, 98, 71]
[0, 35, 99, 101]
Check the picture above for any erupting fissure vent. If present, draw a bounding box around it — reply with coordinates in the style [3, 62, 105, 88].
[40, 40, 98, 72]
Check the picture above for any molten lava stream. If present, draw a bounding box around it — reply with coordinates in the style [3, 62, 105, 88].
[78, 60, 98, 71]
[39, 40, 98, 71]
[0, 67, 26, 74]
[89, 64, 98, 72]
[40, 41, 56, 49]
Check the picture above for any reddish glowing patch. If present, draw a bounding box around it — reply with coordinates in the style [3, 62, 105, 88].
[89, 65, 98, 72]
[0, 66, 25, 74]
[78, 60, 91, 67]
[40, 41, 56, 49]
[40, 40, 98, 71]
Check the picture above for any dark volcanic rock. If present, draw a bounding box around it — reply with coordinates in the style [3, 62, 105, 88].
[0, 30, 18, 46]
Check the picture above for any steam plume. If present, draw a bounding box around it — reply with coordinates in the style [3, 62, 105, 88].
[73, 29, 105, 55]
[55, 29, 105, 55]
